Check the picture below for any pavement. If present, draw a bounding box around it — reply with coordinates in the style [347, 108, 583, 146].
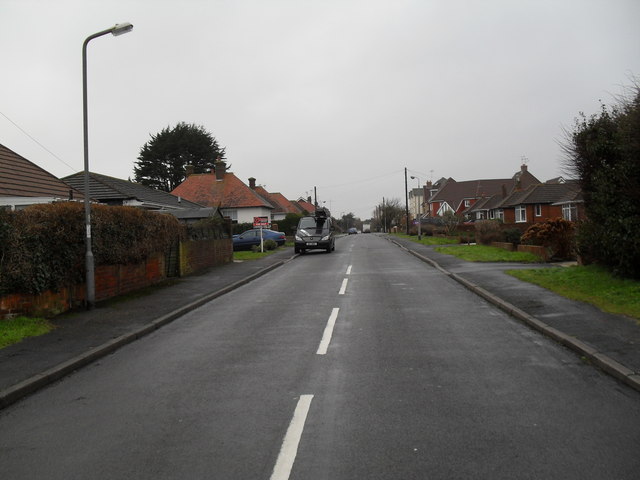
[1, 235, 639, 410]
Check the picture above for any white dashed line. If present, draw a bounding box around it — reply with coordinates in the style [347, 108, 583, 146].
[346, 265, 352, 275]
[270, 395, 314, 480]
[317, 308, 340, 355]
[339, 278, 348, 295]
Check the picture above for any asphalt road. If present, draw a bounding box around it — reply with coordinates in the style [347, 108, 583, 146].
[1, 234, 639, 479]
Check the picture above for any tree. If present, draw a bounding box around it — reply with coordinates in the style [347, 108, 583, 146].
[562, 83, 640, 278]
[372, 198, 404, 232]
[134, 122, 226, 192]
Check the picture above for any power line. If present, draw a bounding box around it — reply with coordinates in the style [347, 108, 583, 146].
[0, 109, 76, 172]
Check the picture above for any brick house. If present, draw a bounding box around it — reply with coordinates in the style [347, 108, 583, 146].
[428, 165, 540, 218]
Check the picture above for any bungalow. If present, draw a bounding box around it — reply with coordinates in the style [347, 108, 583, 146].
[0, 143, 83, 210]
[498, 180, 582, 224]
[171, 160, 273, 224]
[248, 178, 301, 221]
[63, 171, 203, 210]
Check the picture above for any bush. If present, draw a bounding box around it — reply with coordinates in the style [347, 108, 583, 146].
[503, 228, 522, 245]
[475, 220, 502, 245]
[521, 218, 575, 261]
[263, 239, 277, 250]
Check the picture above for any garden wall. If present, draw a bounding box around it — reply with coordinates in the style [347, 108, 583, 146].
[0, 238, 232, 319]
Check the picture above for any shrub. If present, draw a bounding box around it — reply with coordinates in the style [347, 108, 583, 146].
[503, 228, 522, 245]
[475, 220, 502, 245]
[263, 239, 277, 250]
[521, 217, 575, 261]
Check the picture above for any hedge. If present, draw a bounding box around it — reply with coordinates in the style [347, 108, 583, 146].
[0, 202, 183, 295]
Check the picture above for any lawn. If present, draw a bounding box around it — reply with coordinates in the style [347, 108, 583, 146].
[0, 316, 54, 349]
[435, 244, 541, 263]
[392, 233, 460, 246]
[507, 265, 640, 321]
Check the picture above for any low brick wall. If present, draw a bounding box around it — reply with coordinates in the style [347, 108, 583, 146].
[0, 238, 232, 319]
[490, 241, 515, 251]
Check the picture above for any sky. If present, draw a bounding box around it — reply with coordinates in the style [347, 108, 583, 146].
[1, 0, 639, 219]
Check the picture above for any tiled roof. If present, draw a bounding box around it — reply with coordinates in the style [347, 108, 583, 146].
[171, 172, 273, 209]
[430, 167, 540, 211]
[253, 187, 300, 215]
[63, 172, 202, 210]
[295, 199, 316, 214]
[0, 143, 82, 199]
[500, 182, 581, 207]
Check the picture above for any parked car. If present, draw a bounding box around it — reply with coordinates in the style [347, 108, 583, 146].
[294, 208, 335, 254]
[347, 227, 358, 235]
[233, 228, 286, 250]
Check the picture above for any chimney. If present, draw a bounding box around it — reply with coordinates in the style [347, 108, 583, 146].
[249, 177, 256, 189]
[185, 164, 195, 177]
[501, 184, 507, 198]
[521, 163, 528, 173]
[307, 196, 312, 204]
[215, 159, 226, 181]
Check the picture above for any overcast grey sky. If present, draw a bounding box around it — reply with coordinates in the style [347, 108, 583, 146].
[1, 0, 638, 219]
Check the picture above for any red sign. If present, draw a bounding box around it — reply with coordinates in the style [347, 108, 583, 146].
[253, 216, 270, 228]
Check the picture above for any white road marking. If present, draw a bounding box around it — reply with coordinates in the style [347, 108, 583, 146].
[346, 265, 352, 275]
[317, 308, 340, 355]
[270, 395, 314, 480]
[339, 278, 348, 295]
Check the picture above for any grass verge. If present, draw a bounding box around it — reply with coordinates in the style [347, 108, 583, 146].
[507, 265, 640, 321]
[0, 316, 54, 349]
[435, 244, 541, 263]
[233, 249, 279, 261]
[392, 233, 461, 245]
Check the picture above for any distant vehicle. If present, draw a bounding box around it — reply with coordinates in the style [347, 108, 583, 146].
[295, 208, 335, 254]
[362, 223, 371, 233]
[347, 227, 358, 235]
[233, 228, 286, 250]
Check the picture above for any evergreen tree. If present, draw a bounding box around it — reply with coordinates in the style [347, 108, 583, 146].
[134, 122, 226, 192]
[563, 84, 640, 278]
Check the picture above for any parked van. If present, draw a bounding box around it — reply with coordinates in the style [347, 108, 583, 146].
[294, 208, 335, 254]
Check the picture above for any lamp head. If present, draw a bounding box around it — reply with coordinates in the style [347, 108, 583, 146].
[112, 23, 133, 36]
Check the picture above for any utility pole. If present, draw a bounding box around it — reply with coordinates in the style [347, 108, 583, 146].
[404, 167, 410, 234]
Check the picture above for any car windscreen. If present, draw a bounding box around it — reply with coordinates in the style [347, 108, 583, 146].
[298, 217, 328, 235]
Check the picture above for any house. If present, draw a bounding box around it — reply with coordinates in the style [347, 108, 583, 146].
[63, 171, 203, 210]
[170, 160, 273, 224]
[428, 165, 540, 218]
[293, 197, 315, 215]
[498, 180, 582, 224]
[248, 178, 301, 221]
[408, 187, 424, 219]
[0, 143, 83, 210]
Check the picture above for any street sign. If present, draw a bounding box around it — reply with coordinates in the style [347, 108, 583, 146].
[253, 216, 270, 228]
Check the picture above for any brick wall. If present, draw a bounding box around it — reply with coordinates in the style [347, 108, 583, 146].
[0, 238, 232, 319]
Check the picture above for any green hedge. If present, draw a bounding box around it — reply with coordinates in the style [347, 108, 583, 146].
[0, 202, 183, 295]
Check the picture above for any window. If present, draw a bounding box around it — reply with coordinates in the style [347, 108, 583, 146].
[497, 209, 504, 221]
[221, 208, 238, 222]
[562, 204, 577, 221]
[535, 204, 542, 217]
[489, 210, 495, 220]
[464, 199, 471, 207]
[515, 205, 527, 223]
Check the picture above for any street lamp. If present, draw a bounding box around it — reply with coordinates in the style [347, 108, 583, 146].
[410, 175, 422, 240]
[82, 23, 133, 309]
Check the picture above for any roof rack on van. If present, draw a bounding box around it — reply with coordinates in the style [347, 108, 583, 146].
[314, 207, 330, 218]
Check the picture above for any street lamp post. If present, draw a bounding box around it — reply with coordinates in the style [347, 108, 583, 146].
[82, 23, 133, 309]
[410, 175, 422, 240]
